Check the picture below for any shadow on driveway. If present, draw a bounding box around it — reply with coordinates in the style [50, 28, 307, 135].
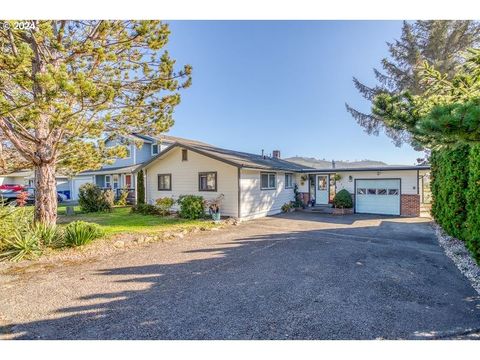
[1, 213, 480, 339]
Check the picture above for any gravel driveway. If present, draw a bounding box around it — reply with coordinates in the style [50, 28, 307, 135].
[1, 212, 480, 339]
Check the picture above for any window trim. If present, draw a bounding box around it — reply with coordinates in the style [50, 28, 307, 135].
[157, 173, 172, 191]
[124, 145, 131, 159]
[105, 175, 111, 188]
[260, 172, 277, 190]
[198, 171, 217, 192]
[182, 149, 188, 161]
[151, 143, 159, 156]
[285, 173, 294, 189]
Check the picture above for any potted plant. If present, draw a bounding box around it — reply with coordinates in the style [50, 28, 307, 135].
[332, 189, 354, 215]
[205, 194, 224, 222]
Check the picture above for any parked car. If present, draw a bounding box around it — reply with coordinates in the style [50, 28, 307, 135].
[0, 188, 66, 205]
[0, 184, 25, 192]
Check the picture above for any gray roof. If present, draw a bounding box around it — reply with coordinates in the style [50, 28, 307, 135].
[300, 165, 430, 173]
[140, 142, 316, 172]
[131, 133, 211, 147]
[80, 164, 142, 175]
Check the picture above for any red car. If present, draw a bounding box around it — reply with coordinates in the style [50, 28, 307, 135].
[0, 184, 25, 192]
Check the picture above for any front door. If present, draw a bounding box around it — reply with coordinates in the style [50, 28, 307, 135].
[316, 175, 329, 205]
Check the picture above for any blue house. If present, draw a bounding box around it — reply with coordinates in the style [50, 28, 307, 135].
[70, 134, 206, 200]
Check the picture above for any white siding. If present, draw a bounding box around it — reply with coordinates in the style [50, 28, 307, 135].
[145, 147, 239, 217]
[239, 169, 295, 219]
[335, 170, 419, 195]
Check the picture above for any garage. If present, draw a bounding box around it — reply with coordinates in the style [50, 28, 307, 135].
[355, 179, 401, 215]
[71, 176, 94, 200]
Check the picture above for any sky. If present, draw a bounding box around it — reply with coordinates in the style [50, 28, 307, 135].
[163, 21, 422, 165]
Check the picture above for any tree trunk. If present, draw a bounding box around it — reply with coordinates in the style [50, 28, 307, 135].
[34, 161, 57, 226]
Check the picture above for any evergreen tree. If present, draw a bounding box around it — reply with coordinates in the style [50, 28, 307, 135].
[136, 170, 145, 205]
[346, 20, 480, 148]
[0, 21, 191, 225]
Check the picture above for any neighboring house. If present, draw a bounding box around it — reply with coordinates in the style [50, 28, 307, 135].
[138, 141, 430, 219]
[70, 134, 209, 200]
[0, 170, 71, 197]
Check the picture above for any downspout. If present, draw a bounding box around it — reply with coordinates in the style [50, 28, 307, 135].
[237, 167, 241, 219]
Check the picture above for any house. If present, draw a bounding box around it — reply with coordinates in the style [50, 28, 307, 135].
[138, 140, 430, 219]
[69, 134, 209, 200]
[0, 170, 71, 198]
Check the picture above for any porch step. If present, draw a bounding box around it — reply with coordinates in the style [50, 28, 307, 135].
[299, 205, 334, 214]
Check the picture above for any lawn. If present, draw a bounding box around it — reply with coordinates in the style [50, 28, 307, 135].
[57, 206, 216, 236]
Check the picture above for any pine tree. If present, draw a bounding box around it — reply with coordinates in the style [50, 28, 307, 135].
[0, 21, 192, 225]
[346, 20, 480, 148]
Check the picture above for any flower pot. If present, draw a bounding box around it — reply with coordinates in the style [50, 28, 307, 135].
[212, 212, 221, 222]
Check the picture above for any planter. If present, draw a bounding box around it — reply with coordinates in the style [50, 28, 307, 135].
[212, 212, 221, 222]
[332, 207, 354, 215]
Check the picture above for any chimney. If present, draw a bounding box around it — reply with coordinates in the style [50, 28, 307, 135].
[261, 149, 265, 159]
[272, 150, 281, 159]
[332, 160, 336, 169]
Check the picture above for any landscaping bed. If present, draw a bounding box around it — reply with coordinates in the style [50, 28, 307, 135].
[0, 205, 229, 265]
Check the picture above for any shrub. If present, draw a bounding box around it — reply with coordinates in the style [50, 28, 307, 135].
[137, 170, 145, 205]
[115, 189, 130, 206]
[130, 203, 160, 215]
[0, 231, 42, 262]
[78, 183, 113, 213]
[333, 189, 353, 209]
[32, 223, 64, 248]
[155, 197, 175, 216]
[0, 205, 33, 251]
[177, 195, 205, 219]
[292, 184, 304, 208]
[64, 221, 104, 247]
[281, 202, 292, 212]
[465, 144, 480, 261]
[430, 145, 469, 239]
[15, 191, 29, 207]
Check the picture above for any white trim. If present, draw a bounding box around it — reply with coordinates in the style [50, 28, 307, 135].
[260, 172, 277, 190]
[151, 142, 159, 156]
[105, 175, 112, 188]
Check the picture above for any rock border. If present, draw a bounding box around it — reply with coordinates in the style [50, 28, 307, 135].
[434, 223, 480, 295]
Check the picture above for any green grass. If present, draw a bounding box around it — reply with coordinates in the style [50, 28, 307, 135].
[57, 206, 215, 235]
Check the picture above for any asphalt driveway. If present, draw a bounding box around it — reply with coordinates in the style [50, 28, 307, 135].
[1, 212, 480, 339]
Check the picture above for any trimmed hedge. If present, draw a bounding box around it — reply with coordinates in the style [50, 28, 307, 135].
[333, 189, 353, 209]
[431, 143, 480, 262]
[466, 144, 480, 261]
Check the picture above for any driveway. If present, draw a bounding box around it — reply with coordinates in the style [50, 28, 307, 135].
[1, 212, 480, 339]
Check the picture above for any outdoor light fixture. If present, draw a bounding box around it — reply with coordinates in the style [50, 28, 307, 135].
[348, 175, 353, 182]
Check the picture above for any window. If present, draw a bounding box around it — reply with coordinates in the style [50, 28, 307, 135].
[388, 189, 399, 195]
[152, 143, 159, 155]
[157, 174, 172, 191]
[105, 175, 111, 188]
[112, 175, 119, 189]
[357, 188, 366, 195]
[261, 172, 276, 190]
[367, 188, 376, 195]
[285, 173, 294, 189]
[199, 172, 217, 191]
[377, 189, 387, 195]
[124, 145, 131, 159]
[182, 149, 188, 161]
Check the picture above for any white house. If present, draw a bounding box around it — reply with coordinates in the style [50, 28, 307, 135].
[138, 140, 430, 219]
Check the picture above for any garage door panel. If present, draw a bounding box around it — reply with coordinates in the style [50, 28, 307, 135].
[355, 179, 400, 215]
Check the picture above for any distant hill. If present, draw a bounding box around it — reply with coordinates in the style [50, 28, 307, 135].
[284, 157, 388, 169]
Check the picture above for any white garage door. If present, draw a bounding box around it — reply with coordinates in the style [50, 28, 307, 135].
[355, 179, 400, 215]
[71, 177, 93, 200]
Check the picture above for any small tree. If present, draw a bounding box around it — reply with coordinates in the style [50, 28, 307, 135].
[136, 170, 145, 205]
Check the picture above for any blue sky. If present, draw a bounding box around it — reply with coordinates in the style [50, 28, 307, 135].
[164, 21, 422, 165]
